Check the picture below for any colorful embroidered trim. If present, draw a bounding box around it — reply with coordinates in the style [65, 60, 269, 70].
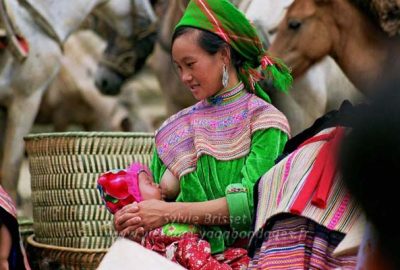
[253, 128, 361, 236]
[155, 83, 290, 178]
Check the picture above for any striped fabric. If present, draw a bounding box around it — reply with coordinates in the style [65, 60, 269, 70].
[155, 82, 290, 178]
[0, 185, 31, 269]
[248, 216, 358, 269]
[252, 128, 362, 242]
[0, 184, 17, 218]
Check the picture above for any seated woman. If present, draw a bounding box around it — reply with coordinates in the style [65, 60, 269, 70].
[248, 103, 363, 269]
[0, 185, 30, 270]
[113, 0, 292, 268]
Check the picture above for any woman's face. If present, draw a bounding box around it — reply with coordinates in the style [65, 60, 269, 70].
[138, 171, 162, 201]
[172, 30, 225, 100]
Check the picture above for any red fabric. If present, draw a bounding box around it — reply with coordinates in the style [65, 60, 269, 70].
[97, 168, 138, 214]
[0, 36, 29, 53]
[143, 227, 195, 253]
[290, 127, 345, 214]
[0, 40, 6, 49]
[97, 163, 150, 214]
[311, 128, 343, 207]
[297, 132, 335, 149]
[215, 247, 250, 270]
[175, 238, 249, 270]
[175, 238, 228, 270]
[16, 35, 29, 54]
[143, 228, 249, 270]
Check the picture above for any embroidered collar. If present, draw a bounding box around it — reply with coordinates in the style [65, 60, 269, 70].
[155, 86, 290, 178]
[207, 82, 245, 106]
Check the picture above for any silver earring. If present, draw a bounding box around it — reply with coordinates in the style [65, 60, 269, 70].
[222, 64, 229, 88]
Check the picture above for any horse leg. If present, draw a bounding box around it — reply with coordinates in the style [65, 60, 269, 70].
[1, 88, 44, 201]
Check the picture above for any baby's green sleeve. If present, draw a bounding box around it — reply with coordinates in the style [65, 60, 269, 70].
[162, 223, 200, 237]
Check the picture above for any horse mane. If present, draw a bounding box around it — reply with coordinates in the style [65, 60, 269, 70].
[349, 0, 380, 24]
[349, 0, 400, 36]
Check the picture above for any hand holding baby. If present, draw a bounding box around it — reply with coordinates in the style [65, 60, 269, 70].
[97, 163, 179, 240]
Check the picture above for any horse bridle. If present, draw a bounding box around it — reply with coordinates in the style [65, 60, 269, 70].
[99, 0, 158, 77]
[0, 0, 28, 61]
[99, 50, 139, 78]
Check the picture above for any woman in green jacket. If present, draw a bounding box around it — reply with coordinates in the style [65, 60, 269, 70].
[114, 0, 291, 259]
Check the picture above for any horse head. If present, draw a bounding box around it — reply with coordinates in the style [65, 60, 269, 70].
[271, 0, 400, 93]
[94, 0, 157, 95]
[270, 0, 335, 78]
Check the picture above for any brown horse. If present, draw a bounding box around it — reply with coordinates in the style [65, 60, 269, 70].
[270, 0, 400, 96]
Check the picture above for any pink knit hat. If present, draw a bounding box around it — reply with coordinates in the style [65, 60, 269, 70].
[97, 162, 150, 213]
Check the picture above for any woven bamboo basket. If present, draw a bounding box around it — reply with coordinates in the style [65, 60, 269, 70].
[18, 217, 34, 247]
[24, 132, 154, 266]
[26, 235, 107, 270]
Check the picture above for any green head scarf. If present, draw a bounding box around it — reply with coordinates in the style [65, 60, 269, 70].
[175, 0, 292, 103]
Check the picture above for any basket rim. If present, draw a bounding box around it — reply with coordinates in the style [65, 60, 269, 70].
[18, 217, 33, 225]
[24, 131, 154, 141]
[27, 235, 109, 253]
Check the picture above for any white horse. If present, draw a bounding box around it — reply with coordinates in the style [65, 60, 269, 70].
[243, 0, 364, 135]
[37, 30, 134, 132]
[0, 0, 154, 200]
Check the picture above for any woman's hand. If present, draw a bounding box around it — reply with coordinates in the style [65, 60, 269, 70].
[136, 199, 171, 230]
[114, 200, 170, 240]
[114, 203, 142, 241]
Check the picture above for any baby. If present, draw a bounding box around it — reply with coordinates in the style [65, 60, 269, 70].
[97, 163, 248, 270]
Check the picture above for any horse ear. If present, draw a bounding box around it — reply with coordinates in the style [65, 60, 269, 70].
[282, 0, 294, 8]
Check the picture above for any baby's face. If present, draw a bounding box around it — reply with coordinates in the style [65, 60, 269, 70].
[138, 171, 162, 200]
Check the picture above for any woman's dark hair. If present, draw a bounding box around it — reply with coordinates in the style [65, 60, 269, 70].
[171, 26, 245, 70]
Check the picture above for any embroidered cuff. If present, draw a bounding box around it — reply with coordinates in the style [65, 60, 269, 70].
[225, 183, 251, 232]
